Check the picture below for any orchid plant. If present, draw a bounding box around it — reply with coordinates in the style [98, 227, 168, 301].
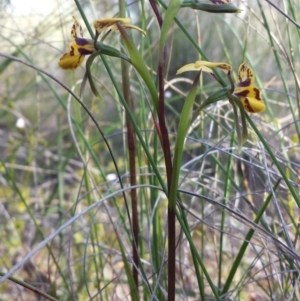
[57, 3, 266, 300]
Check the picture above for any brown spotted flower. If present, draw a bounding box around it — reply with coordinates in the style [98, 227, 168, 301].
[58, 16, 95, 70]
[58, 17, 145, 70]
[176, 61, 265, 113]
[233, 62, 265, 113]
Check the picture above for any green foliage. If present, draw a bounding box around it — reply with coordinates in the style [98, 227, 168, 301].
[0, 0, 300, 300]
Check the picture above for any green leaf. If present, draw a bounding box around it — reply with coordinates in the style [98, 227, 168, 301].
[95, 41, 131, 62]
[116, 23, 159, 113]
[117, 234, 139, 301]
[169, 71, 201, 209]
[159, 0, 183, 61]
[191, 86, 229, 119]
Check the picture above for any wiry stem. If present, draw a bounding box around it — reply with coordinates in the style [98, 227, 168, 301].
[149, 1, 175, 299]
[119, 0, 139, 292]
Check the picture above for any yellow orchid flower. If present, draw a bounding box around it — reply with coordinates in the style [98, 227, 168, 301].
[233, 62, 265, 113]
[58, 16, 95, 70]
[176, 61, 265, 113]
[93, 18, 146, 36]
[58, 17, 145, 70]
[176, 60, 232, 74]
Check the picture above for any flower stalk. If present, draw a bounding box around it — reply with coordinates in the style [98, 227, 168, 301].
[118, 0, 139, 291]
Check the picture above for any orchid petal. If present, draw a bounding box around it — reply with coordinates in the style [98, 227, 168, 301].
[75, 37, 95, 53]
[237, 62, 255, 86]
[234, 64, 265, 113]
[194, 61, 232, 71]
[59, 18, 96, 70]
[240, 97, 266, 113]
[94, 18, 131, 32]
[94, 18, 131, 30]
[176, 60, 231, 74]
[71, 16, 83, 42]
[122, 24, 146, 36]
[94, 18, 146, 35]
[58, 50, 84, 70]
[234, 85, 262, 100]
[176, 63, 212, 74]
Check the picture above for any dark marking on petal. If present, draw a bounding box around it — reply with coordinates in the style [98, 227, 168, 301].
[94, 20, 119, 31]
[235, 89, 249, 97]
[75, 37, 90, 46]
[71, 25, 76, 37]
[219, 64, 231, 70]
[240, 63, 247, 72]
[78, 47, 94, 55]
[247, 69, 253, 81]
[71, 18, 84, 38]
[75, 38, 94, 54]
[237, 79, 251, 87]
[238, 62, 254, 83]
[244, 98, 254, 113]
[253, 87, 262, 100]
[70, 46, 75, 56]
[75, 56, 83, 68]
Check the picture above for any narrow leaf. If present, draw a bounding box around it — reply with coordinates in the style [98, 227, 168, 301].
[169, 71, 201, 209]
[159, 0, 183, 61]
[116, 23, 159, 113]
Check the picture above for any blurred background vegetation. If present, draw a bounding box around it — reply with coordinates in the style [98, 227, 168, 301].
[0, 0, 300, 300]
